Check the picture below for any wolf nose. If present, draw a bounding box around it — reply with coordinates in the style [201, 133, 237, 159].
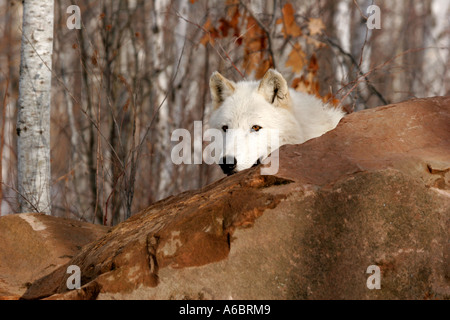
[219, 156, 237, 175]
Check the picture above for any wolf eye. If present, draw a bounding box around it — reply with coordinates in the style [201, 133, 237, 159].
[251, 125, 262, 132]
[222, 125, 228, 132]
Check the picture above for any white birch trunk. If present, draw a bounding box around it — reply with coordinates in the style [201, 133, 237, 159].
[152, 0, 172, 201]
[334, 0, 351, 85]
[17, 0, 54, 214]
[352, 0, 372, 110]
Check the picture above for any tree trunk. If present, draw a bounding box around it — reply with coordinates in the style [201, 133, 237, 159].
[17, 0, 54, 214]
[152, 0, 172, 201]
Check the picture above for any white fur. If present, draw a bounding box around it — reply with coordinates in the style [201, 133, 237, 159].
[208, 69, 345, 174]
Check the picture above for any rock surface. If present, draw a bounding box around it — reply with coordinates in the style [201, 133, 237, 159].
[3, 96, 449, 300]
[0, 213, 109, 299]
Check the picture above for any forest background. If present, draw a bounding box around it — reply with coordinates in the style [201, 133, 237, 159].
[0, 0, 448, 225]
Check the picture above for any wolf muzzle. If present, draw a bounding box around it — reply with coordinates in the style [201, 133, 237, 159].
[219, 157, 262, 175]
[219, 156, 237, 175]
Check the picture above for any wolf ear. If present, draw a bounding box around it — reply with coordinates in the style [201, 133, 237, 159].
[257, 69, 291, 109]
[210, 72, 236, 109]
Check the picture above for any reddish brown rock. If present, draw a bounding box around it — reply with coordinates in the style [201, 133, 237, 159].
[12, 96, 450, 299]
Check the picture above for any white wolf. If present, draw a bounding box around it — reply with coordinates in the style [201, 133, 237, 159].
[208, 69, 345, 175]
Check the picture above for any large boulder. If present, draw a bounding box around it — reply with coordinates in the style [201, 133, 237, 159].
[11, 96, 450, 299]
[0, 213, 109, 299]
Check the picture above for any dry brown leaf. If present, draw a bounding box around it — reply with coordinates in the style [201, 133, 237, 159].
[308, 18, 325, 36]
[244, 16, 269, 76]
[277, 3, 302, 38]
[226, 0, 239, 16]
[323, 93, 340, 107]
[292, 76, 308, 92]
[285, 43, 306, 73]
[199, 18, 217, 46]
[308, 53, 319, 74]
[292, 72, 319, 96]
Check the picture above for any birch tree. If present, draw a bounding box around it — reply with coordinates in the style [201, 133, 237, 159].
[16, 0, 54, 214]
[2, 0, 445, 221]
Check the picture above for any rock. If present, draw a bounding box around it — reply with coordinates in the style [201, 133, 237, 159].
[0, 213, 109, 299]
[15, 97, 450, 299]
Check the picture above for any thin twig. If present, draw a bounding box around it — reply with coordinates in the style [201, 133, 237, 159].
[239, 0, 277, 70]
[325, 36, 388, 105]
[353, 0, 368, 20]
[1, 182, 41, 213]
[337, 47, 428, 105]
[174, 10, 245, 78]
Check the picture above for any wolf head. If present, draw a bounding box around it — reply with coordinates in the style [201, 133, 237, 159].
[208, 69, 302, 175]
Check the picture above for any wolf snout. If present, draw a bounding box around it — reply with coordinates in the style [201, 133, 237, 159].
[219, 156, 237, 175]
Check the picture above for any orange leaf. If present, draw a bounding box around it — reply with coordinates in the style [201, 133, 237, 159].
[229, 6, 240, 30]
[323, 93, 340, 107]
[308, 18, 325, 36]
[218, 18, 231, 37]
[308, 53, 319, 74]
[292, 72, 320, 96]
[226, 0, 240, 17]
[277, 3, 302, 38]
[285, 43, 306, 73]
[292, 75, 308, 92]
[244, 16, 268, 75]
[199, 18, 216, 46]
